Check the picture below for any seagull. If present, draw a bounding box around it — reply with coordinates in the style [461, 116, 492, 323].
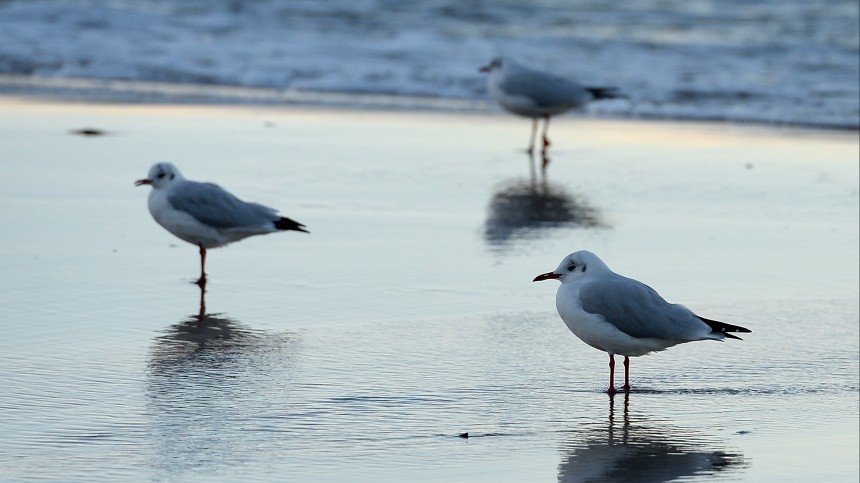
[480, 57, 622, 154]
[135, 162, 308, 286]
[533, 250, 750, 394]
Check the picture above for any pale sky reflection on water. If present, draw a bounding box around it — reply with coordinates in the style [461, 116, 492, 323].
[0, 101, 857, 481]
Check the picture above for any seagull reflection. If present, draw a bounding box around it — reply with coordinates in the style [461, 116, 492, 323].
[558, 394, 746, 482]
[147, 288, 299, 384]
[145, 287, 300, 472]
[484, 153, 605, 249]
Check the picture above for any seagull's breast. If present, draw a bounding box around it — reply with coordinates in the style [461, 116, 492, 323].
[147, 188, 229, 248]
[490, 84, 541, 118]
[555, 284, 672, 357]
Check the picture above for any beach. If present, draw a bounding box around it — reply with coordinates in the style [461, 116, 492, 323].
[0, 96, 858, 481]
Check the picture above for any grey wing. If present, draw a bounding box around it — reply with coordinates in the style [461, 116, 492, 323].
[500, 67, 589, 108]
[168, 181, 278, 229]
[578, 277, 707, 340]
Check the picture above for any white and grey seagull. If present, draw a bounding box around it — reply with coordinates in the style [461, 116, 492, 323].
[135, 162, 308, 286]
[480, 57, 622, 154]
[533, 250, 750, 394]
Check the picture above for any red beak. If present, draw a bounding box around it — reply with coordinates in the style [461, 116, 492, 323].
[134, 178, 152, 186]
[533, 271, 562, 282]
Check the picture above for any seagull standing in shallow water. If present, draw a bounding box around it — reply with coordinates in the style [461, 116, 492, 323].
[135, 162, 308, 287]
[480, 57, 622, 155]
[533, 251, 750, 394]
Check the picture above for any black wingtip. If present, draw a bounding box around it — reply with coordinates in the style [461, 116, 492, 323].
[586, 86, 625, 100]
[699, 316, 751, 339]
[274, 216, 309, 233]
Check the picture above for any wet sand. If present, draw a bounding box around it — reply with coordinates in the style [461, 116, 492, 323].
[0, 97, 857, 481]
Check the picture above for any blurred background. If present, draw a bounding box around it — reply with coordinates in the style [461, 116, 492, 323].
[0, 0, 858, 129]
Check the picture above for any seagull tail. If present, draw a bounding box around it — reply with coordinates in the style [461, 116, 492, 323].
[586, 87, 625, 101]
[274, 216, 310, 233]
[699, 317, 751, 340]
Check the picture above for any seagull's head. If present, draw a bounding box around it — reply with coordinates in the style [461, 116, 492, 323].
[479, 57, 504, 73]
[135, 162, 183, 189]
[533, 250, 609, 283]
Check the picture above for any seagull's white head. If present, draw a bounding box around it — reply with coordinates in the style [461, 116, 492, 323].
[135, 162, 184, 189]
[533, 250, 610, 284]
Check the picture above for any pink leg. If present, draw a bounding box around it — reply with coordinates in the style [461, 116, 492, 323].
[541, 116, 551, 152]
[623, 356, 631, 392]
[196, 242, 207, 288]
[607, 353, 617, 395]
[527, 118, 538, 154]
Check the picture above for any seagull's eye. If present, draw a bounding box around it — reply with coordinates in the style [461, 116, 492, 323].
[156, 172, 165, 179]
[567, 263, 576, 271]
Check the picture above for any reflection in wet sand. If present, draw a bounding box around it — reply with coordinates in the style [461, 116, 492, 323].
[484, 154, 606, 249]
[145, 287, 300, 477]
[558, 394, 746, 482]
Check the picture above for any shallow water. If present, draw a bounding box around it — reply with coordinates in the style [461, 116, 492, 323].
[0, 101, 857, 481]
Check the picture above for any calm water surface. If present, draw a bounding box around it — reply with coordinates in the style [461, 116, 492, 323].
[0, 102, 857, 481]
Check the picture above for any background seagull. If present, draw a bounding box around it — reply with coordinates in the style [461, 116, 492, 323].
[480, 57, 622, 154]
[135, 162, 308, 286]
[533, 250, 750, 394]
